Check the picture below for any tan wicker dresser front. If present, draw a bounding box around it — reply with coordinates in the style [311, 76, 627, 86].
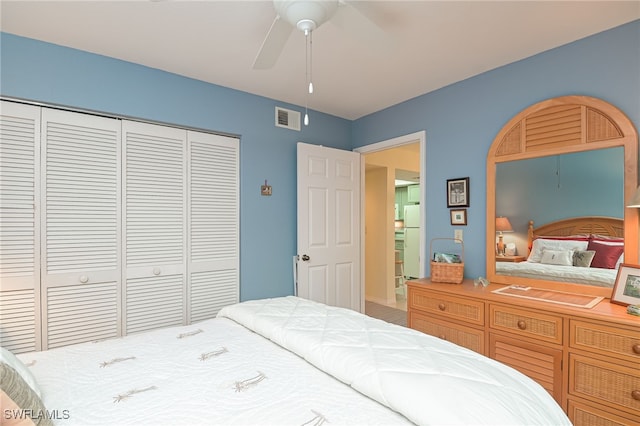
[407, 279, 640, 426]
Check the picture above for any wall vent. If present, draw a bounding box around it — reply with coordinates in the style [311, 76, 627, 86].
[275, 107, 300, 131]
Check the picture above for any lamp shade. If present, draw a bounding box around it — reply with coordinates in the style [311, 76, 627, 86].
[627, 186, 640, 208]
[495, 216, 513, 232]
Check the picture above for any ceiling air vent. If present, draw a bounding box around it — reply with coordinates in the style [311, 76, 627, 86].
[275, 107, 300, 131]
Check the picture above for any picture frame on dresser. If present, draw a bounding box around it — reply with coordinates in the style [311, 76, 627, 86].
[611, 263, 640, 306]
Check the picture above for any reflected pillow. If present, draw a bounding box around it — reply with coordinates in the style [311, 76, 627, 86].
[587, 240, 625, 269]
[589, 234, 623, 245]
[573, 250, 596, 267]
[528, 238, 589, 263]
[540, 249, 574, 266]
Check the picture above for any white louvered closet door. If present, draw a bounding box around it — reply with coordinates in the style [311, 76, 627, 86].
[188, 131, 239, 322]
[41, 108, 121, 349]
[123, 121, 187, 334]
[0, 101, 41, 353]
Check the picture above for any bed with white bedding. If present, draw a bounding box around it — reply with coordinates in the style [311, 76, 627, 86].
[3, 296, 570, 426]
[497, 216, 624, 287]
[496, 260, 618, 287]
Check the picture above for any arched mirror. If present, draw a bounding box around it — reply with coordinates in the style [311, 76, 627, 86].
[486, 96, 639, 297]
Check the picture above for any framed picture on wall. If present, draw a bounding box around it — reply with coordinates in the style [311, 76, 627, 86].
[450, 209, 467, 226]
[447, 177, 469, 207]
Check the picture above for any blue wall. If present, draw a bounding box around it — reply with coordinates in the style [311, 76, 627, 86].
[1, 20, 638, 295]
[0, 32, 352, 301]
[353, 20, 639, 279]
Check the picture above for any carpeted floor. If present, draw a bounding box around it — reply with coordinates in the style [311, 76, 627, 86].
[365, 301, 407, 326]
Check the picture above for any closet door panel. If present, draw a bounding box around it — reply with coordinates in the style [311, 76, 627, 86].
[0, 101, 41, 353]
[41, 108, 121, 349]
[188, 131, 239, 322]
[123, 121, 186, 334]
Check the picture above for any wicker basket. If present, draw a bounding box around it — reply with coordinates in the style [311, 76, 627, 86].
[430, 238, 464, 284]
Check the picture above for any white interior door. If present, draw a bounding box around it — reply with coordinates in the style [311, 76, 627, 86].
[123, 120, 186, 334]
[297, 142, 361, 311]
[0, 101, 42, 353]
[41, 108, 121, 349]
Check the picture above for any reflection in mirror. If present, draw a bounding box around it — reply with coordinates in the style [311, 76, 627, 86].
[495, 147, 624, 288]
[486, 96, 638, 298]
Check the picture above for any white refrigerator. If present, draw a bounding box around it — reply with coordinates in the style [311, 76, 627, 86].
[403, 205, 420, 279]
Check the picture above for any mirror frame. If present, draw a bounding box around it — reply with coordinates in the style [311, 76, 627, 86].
[486, 95, 639, 297]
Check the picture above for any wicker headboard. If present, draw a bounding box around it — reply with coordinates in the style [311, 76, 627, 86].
[526, 216, 624, 253]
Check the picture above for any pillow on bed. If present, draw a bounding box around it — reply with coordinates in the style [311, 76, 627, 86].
[540, 249, 575, 266]
[590, 234, 624, 244]
[589, 236, 624, 268]
[528, 238, 588, 263]
[587, 240, 625, 269]
[0, 362, 51, 426]
[573, 250, 596, 267]
[536, 235, 590, 241]
[1, 347, 41, 397]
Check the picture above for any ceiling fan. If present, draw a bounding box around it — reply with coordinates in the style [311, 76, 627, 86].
[253, 0, 385, 70]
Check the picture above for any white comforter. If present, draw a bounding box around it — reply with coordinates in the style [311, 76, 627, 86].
[218, 296, 571, 426]
[18, 314, 410, 426]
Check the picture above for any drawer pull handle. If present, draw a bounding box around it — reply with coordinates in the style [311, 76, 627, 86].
[517, 320, 527, 330]
[632, 344, 640, 355]
[79, 275, 89, 283]
[153, 267, 161, 276]
[438, 303, 446, 311]
[632, 390, 640, 401]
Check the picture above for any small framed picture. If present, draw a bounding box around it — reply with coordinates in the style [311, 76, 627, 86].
[447, 177, 469, 207]
[450, 209, 467, 226]
[611, 263, 640, 306]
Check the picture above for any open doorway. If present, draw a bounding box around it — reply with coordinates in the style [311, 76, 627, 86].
[357, 132, 425, 312]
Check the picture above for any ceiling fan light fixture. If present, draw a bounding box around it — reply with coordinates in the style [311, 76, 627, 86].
[297, 18, 317, 33]
[274, 0, 339, 32]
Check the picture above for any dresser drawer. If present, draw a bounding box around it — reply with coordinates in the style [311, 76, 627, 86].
[409, 311, 484, 354]
[409, 288, 484, 326]
[490, 333, 562, 403]
[490, 304, 562, 344]
[568, 399, 637, 426]
[570, 320, 640, 364]
[569, 353, 640, 414]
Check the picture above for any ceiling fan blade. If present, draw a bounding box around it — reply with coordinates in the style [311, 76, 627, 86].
[332, 1, 389, 48]
[253, 15, 293, 70]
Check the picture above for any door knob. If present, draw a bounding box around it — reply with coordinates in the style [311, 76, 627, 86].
[301, 254, 310, 261]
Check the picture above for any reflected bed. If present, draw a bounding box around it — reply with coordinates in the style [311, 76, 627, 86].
[496, 216, 624, 288]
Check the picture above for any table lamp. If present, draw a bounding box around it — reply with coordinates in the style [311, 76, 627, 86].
[495, 216, 513, 256]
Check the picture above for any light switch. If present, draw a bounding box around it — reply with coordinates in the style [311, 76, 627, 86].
[454, 229, 463, 242]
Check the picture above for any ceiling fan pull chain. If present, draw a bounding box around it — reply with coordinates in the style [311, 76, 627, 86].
[308, 30, 314, 94]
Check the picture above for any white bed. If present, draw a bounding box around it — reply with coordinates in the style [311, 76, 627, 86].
[496, 260, 618, 287]
[497, 216, 624, 287]
[3, 296, 570, 425]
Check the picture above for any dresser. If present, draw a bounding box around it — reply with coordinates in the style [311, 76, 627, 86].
[407, 279, 640, 426]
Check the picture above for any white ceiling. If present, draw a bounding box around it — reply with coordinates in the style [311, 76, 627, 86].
[2, 1, 638, 120]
